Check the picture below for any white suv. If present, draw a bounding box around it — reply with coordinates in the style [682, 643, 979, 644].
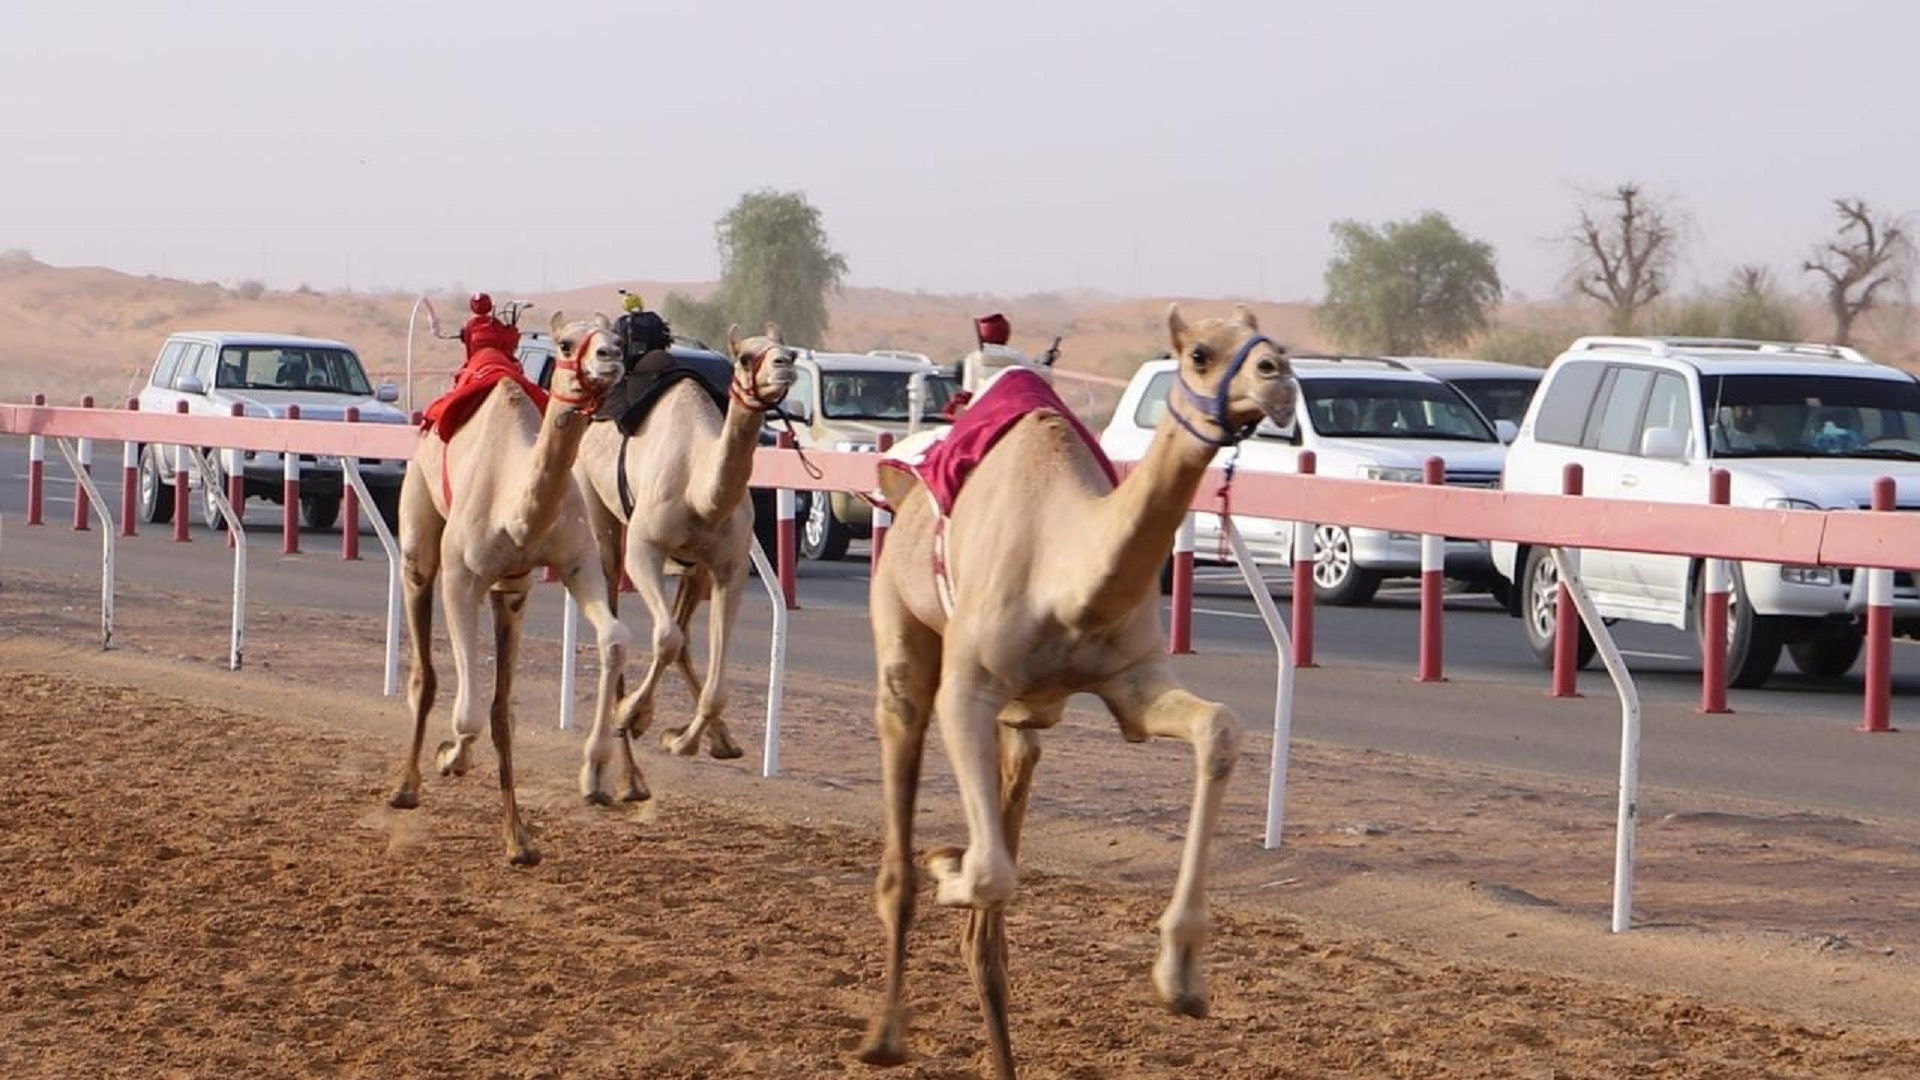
[1491, 336, 1920, 687]
[1101, 355, 1514, 605]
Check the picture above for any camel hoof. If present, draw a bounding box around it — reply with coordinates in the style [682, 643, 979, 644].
[661, 726, 699, 757]
[583, 790, 613, 808]
[856, 1017, 909, 1068]
[1153, 952, 1209, 1018]
[709, 738, 744, 761]
[1158, 988, 1209, 1019]
[434, 740, 470, 778]
[388, 788, 420, 811]
[508, 845, 543, 868]
[622, 783, 652, 803]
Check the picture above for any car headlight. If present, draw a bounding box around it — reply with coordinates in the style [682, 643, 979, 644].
[1780, 565, 1837, 586]
[1360, 465, 1424, 483]
[833, 440, 877, 453]
[1763, 498, 1822, 511]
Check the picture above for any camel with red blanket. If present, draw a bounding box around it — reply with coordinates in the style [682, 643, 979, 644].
[387, 311, 630, 866]
[857, 306, 1295, 1078]
[572, 325, 796, 805]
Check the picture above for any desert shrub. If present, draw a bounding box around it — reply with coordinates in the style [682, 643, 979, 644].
[235, 279, 266, 301]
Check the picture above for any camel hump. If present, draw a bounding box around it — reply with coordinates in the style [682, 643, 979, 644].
[877, 461, 921, 509]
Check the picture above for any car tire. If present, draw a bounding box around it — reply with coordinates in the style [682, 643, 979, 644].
[1787, 627, 1863, 679]
[138, 446, 174, 525]
[1693, 568, 1783, 689]
[1310, 524, 1382, 606]
[1484, 574, 1515, 610]
[301, 494, 341, 531]
[799, 490, 851, 561]
[200, 456, 228, 531]
[1521, 546, 1595, 670]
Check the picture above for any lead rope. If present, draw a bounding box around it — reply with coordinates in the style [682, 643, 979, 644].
[1213, 443, 1243, 563]
[770, 407, 825, 481]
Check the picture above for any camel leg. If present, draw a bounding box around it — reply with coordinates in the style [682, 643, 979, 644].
[857, 610, 940, 1069]
[486, 584, 540, 866]
[665, 564, 744, 759]
[388, 473, 443, 810]
[432, 566, 489, 781]
[962, 720, 1046, 1080]
[923, 652, 1017, 910]
[1099, 661, 1243, 1018]
[561, 546, 636, 806]
[595, 541, 677, 803]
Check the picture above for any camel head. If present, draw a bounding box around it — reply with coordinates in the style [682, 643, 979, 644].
[1164, 303, 1295, 445]
[546, 311, 627, 409]
[725, 322, 798, 412]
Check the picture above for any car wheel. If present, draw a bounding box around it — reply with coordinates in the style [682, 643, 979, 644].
[1484, 574, 1515, 610]
[1310, 524, 1381, 606]
[138, 446, 174, 525]
[200, 456, 228, 531]
[1693, 567, 1783, 689]
[1521, 546, 1595, 670]
[799, 490, 851, 561]
[1787, 628, 1864, 679]
[301, 494, 341, 531]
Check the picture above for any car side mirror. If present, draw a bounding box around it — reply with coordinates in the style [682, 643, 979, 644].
[1495, 419, 1518, 444]
[375, 383, 400, 403]
[1639, 425, 1687, 460]
[174, 374, 208, 395]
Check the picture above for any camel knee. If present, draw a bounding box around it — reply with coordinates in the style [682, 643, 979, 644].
[1199, 706, 1242, 782]
[597, 620, 632, 654]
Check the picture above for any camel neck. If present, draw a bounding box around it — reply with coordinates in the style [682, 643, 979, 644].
[1079, 418, 1220, 624]
[509, 378, 594, 544]
[690, 393, 768, 522]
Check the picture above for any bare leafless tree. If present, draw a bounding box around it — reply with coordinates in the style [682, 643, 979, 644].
[1804, 197, 1910, 347]
[1569, 183, 1679, 333]
[1729, 264, 1772, 299]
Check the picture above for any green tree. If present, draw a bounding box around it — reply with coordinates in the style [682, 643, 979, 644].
[663, 189, 848, 348]
[1315, 211, 1503, 355]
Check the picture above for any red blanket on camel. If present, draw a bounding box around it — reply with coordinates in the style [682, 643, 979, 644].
[888, 369, 1118, 516]
[419, 346, 549, 442]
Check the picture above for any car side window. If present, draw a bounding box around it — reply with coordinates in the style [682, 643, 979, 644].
[151, 340, 188, 389]
[1586, 366, 1654, 454]
[1638, 372, 1691, 452]
[1532, 362, 1604, 446]
[174, 344, 210, 388]
[1134, 371, 1175, 428]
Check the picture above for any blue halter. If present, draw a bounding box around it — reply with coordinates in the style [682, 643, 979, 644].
[1166, 333, 1276, 448]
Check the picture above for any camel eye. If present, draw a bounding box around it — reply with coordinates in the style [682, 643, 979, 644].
[1188, 344, 1212, 368]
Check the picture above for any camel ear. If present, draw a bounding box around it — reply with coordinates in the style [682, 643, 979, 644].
[1166, 303, 1188, 354]
[1234, 303, 1260, 331]
[593, 312, 612, 331]
[549, 310, 566, 336]
[763, 321, 784, 345]
[726, 324, 742, 359]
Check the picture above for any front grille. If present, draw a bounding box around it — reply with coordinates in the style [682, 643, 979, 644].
[1445, 471, 1500, 488]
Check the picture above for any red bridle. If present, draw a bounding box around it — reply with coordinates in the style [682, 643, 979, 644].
[729, 343, 793, 413]
[551, 327, 616, 414]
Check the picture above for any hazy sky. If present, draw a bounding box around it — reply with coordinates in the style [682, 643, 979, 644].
[4, 1, 1915, 303]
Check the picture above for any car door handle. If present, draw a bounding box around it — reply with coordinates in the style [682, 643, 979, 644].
[1620, 474, 1639, 488]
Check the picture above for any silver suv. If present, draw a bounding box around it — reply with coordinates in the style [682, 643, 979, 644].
[1492, 336, 1920, 687]
[134, 330, 409, 530]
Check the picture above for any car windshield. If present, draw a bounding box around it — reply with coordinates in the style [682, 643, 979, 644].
[1302, 377, 1497, 441]
[218, 346, 372, 395]
[1450, 377, 1541, 426]
[1705, 373, 1920, 460]
[821, 370, 963, 420]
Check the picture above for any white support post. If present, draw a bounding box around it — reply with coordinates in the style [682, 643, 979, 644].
[1550, 546, 1642, 934]
[559, 590, 579, 731]
[192, 449, 247, 670]
[749, 536, 788, 778]
[56, 439, 116, 649]
[341, 461, 402, 696]
[1222, 519, 1296, 850]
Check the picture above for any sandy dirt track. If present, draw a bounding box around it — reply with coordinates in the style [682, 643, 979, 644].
[6, 569, 1920, 1078]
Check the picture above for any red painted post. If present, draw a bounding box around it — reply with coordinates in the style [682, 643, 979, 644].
[172, 401, 191, 544]
[340, 407, 361, 561]
[1169, 512, 1196, 655]
[776, 431, 798, 610]
[225, 403, 246, 548]
[1699, 469, 1733, 714]
[1417, 456, 1446, 682]
[1291, 449, 1318, 668]
[119, 399, 139, 537]
[72, 395, 94, 531]
[1551, 463, 1584, 698]
[281, 404, 302, 555]
[871, 432, 894, 567]
[1861, 476, 1896, 733]
[26, 392, 45, 526]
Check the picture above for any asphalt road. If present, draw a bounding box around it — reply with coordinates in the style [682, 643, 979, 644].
[8, 439, 1920, 826]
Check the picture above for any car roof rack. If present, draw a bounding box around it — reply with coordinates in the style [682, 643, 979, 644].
[1572, 336, 1874, 364]
[1289, 353, 1417, 372]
